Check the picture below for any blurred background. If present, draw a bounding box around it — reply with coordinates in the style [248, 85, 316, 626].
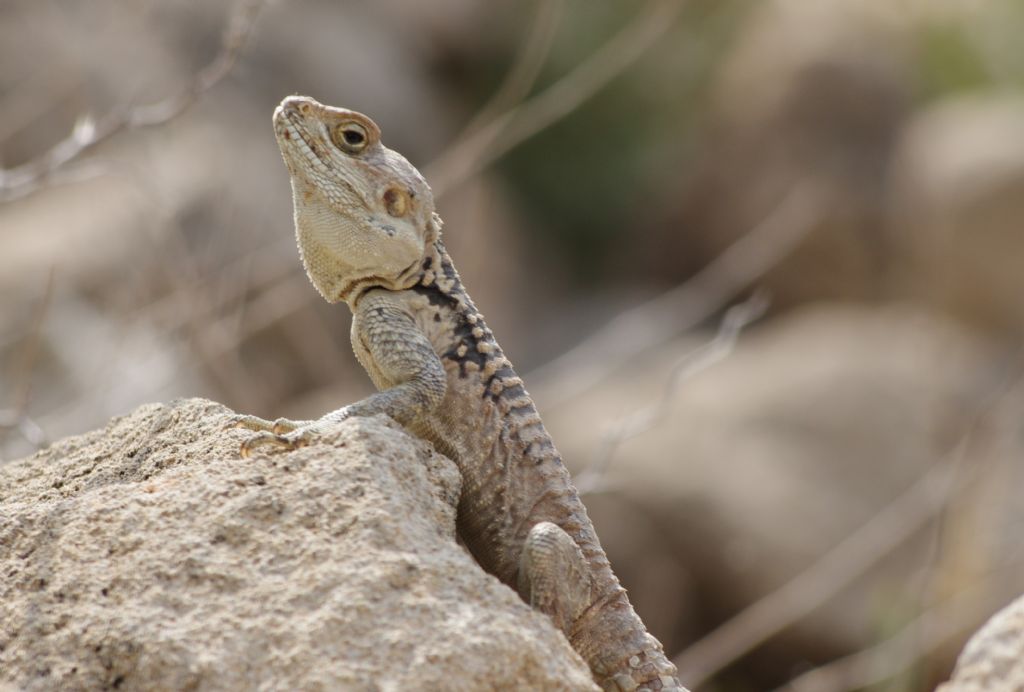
[2, 0, 1024, 689]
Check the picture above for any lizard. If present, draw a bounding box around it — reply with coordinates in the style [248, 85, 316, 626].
[236, 95, 688, 692]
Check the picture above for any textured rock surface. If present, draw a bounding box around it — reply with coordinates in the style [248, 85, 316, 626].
[938, 593, 1024, 691]
[0, 398, 596, 691]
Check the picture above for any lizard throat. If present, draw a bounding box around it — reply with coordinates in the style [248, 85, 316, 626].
[341, 257, 421, 307]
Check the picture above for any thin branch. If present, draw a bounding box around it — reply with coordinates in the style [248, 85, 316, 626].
[9, 267, 56, 415]
[150, 202, 276, 412]
[529, 181, 823, 410]
[425, 0, 686, 197]
[0, 0, 265, 203]
[0, 411, 48, 458]
[209, 271, 317, 358]
[773, 567, 1018, 692]
[672, 370, 1022, 689]
[139, 236, 297, 328]
[455, 0, 565, 139]
[674, 452, 964, 688]
[0, 268, 56, 456]
[575, 290, 769, 495]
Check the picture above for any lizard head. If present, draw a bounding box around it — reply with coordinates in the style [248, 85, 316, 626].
[273, 95, 437, 304]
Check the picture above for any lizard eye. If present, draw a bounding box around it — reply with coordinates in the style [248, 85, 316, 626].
[332, 122, 369, 154]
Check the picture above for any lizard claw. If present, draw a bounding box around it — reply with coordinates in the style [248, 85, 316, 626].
[238, 428, 314, 458]
[232, 415, 310, 435]
[233, 414, 318, 457]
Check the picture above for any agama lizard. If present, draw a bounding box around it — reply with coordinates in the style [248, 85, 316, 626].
[237, 95, 687, 692]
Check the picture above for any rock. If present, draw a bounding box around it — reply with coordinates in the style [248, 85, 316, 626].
[0, 398, 596, 691]
[938, 593, 1024, 692]
[886, 94, 1024, 336]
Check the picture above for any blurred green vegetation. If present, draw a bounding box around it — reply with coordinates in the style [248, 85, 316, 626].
[918, 23, 996, 97]
[916, 0, 1024, 98]
[441, 0, 752, 284]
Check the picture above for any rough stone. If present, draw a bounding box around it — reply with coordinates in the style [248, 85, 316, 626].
[938, 593, 1024, 692]
[0, 398, 596, 691]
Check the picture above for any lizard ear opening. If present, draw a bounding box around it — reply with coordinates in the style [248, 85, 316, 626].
[383, 187, 409, 217]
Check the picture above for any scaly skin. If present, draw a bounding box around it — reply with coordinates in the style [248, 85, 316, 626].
[238, 95, 687, 692]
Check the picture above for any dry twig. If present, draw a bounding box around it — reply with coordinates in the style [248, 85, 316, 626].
[774, 566, 1019, 692]
[771, 370, 1024, 691]
[454, 0, 566, 140]
[0, 411, 47, 457]
[530, 181, 823, 409]
[425, 0, 686, 197]
[0, 0, 264, 203]
[0, 268, 57, 457]
[672, 368, 1021, 689]
[575, 290, 769, 495]
[674, 451, 963, 687]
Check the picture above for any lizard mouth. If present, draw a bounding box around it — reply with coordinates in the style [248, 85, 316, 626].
[273, 103, 370, 213]
[275, 108, 334, 174]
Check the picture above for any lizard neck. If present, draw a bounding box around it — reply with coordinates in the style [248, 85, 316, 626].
[346, 214, 445, 310]
[418, 240, 469, 305]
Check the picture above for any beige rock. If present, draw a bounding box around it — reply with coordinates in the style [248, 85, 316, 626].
[887, 94, 1024, 335]
[0, 398, 596, 691]
[938, 593, 1024, 691]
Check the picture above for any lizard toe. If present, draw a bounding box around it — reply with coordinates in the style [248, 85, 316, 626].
[239, 430, 312, 458]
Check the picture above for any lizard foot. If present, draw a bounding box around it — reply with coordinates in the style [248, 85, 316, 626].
[233, 415, 318, 458]
[232, 414, 311, 435]
[238, 428, 316, 458]
[517, 521, 593, 635]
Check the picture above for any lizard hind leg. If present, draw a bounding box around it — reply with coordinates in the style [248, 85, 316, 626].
[517, 521, 593, 636]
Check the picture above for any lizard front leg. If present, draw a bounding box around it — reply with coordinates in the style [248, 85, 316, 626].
[240, 290, 446, 457]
